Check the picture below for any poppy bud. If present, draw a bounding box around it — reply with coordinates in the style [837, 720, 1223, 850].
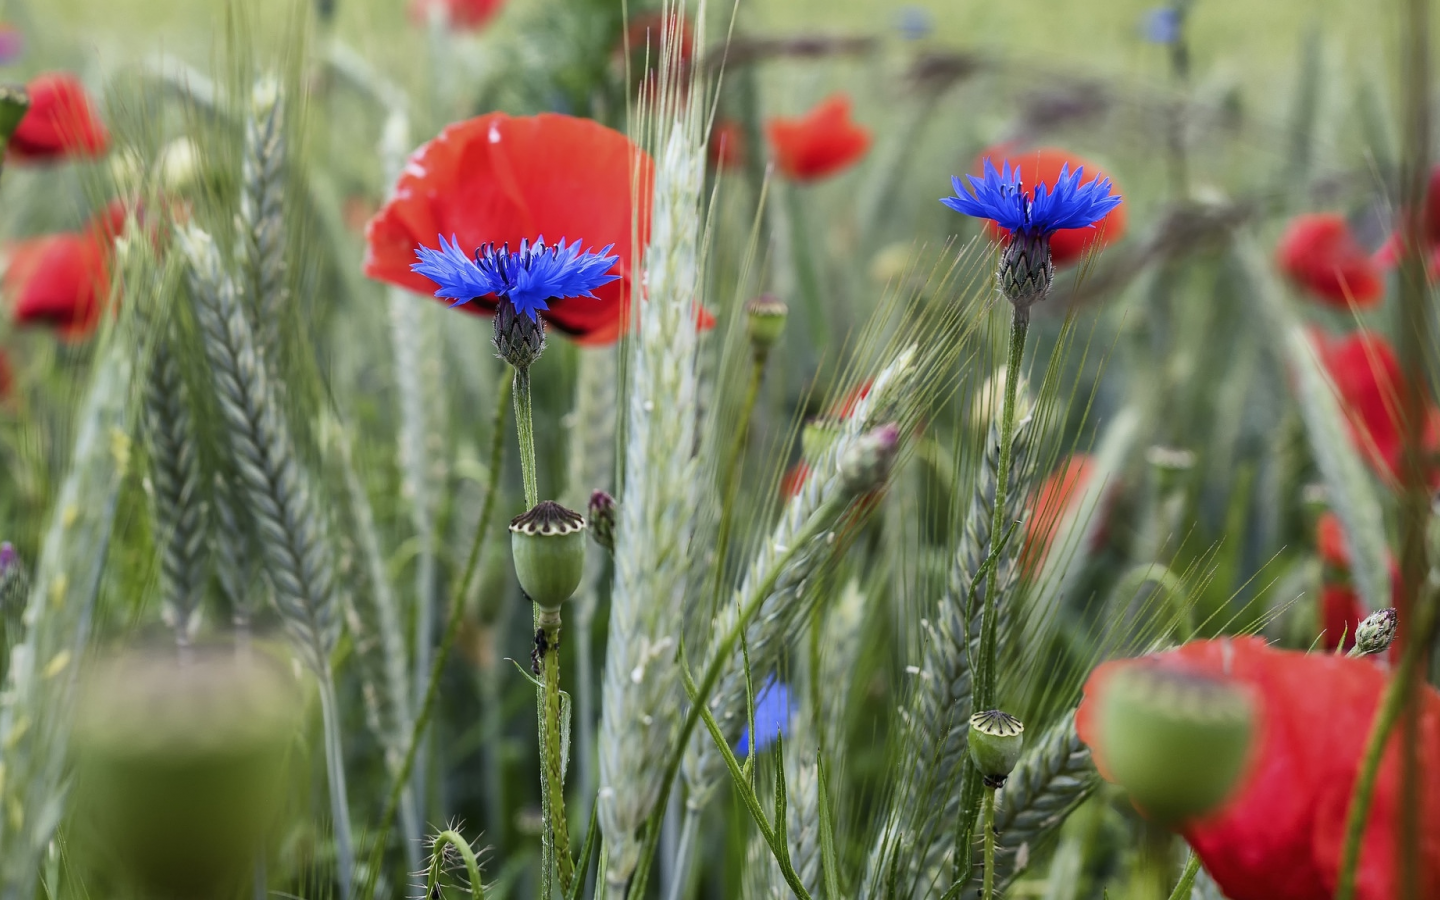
[510, 501, 587, 612]
[493, 297, 547, 370]
[998, 231, 1053, 313]
[838, 422, 901, 494]
[1351, 607, 1398, 657]
[745, 295, 788, 356]
[1097, 665, 1254, 825]
[157, 137, 201, 194]
[70, 648, 300, 900]
[588, 490, 616, 552]
[968, 709, 1024, 787]
[0, 84, 28, 146]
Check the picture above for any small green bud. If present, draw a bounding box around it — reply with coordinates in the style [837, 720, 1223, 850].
[745, 295, 788, 355]
[70, 648, 300, 900]
[801, 416, 842, 463]
[1351, 607, 1397, 657]
[0, 84, 29, 147]
[493, 297, 546, 370]
[1098, 665, 1254, 824]
[589, 490, 616, 552]
[510, 501, 587, 611]
[968, 709, 1024, 786]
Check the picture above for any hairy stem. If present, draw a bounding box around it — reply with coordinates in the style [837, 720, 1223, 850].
[981, 788, 996, 900]
[542, 614, 575, 893]
[426, 830, 486, 900]
[514, 366, 538, 509]
[1167, 852, 1201, 900]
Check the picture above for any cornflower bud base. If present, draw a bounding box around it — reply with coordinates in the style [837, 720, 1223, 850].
[999, 232, 1054, 315]
[493, 297, 547, 369]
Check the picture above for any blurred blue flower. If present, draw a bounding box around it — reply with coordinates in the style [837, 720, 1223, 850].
[735, 679, 796, 757]
[0, 542, 14, 574]
[895, 6, 933, 41]
[0, 26, 22, 65]
[1142, 7, 1182, 44]
[940, 158, 1123, 239]
[412, 234, 619, 321]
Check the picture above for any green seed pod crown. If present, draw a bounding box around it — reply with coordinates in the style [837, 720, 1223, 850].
[70, 648, 300, 900]
[968, 709, 1025, 786]
[510, 501, 587, 611]
[1098, 665, 1254, 824]
[745, 295, 788, 354]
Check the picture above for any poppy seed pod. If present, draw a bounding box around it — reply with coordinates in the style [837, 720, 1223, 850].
[968, 709, 1024, 786]
[510, 501, 587, 611]
[70, 648, 300, 900]
[745, 295, 788, 355]
[1353, 607, 1398, 657]
[1097, 664, 1254, 825]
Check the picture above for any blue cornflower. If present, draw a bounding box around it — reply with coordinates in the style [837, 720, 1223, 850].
[411, 234, 620, 322]
[941, 158, 1122, 309]
[735, 679, 796, 757]
[941, 158, 1122, 240]
[1142, 7, 1182, 44]
[895, 6, 934, 41]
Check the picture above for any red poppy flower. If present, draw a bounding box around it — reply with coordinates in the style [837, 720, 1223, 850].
[766, 95, 872, 183]
[974, 147, 1127, 266]
[709, 119, 746, 172]
[1077, 637, 1440, 900]
[4, 201, 128, 338]
[1317, 511, 1351, 570]
[1277, 214, 1384, 309]
[1313, 329, 1440, 486]
[9, 73, 108, 162]
[408, 0, 506, 30]
[1021, 453, 1097, 576]
[364, 113, 654, 345]
[1319, 584, 1363, 651]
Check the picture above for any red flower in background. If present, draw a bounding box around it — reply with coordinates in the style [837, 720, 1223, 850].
[973, 147, 1127, 266]
[1316, 511, 1351, 569]
[408, 0, 506, 30]
[1313, 329, 1440, 486]
[4, 202, 127, 339]
[1021, 453, 1097, 576]
[1277, 214, 1384, 309]
[1077, 637, 1440, 900]
[0, 350, 12, 400]
[1319, 584, 1364, 652]
[9, 73, 108, 162]
[709, 119, 746, 172]
[766, 95, 871, 182]
[364, 113, 653, 345]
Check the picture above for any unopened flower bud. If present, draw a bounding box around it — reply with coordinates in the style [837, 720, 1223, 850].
[156, 137, 201, 194]
[968, 709, 1024, 787]
[745, 295, 787, 356]
[71, 648, 300, 900]
[589, 490, 617, 552]
[839, 423, 901, 493]
[1098, 665, 1254, 824]
[493, 297, 547, 370]
[998, 232, 1053, 314]
[801, 416, 842, 463]
[0, 84, 28, 145]
[510, 501, 586, 612]
[1351, 608, 1397, 657]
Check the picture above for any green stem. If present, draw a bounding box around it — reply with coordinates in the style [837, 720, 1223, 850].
[708, 352, 768, 612]
[1334, 589, 1438, 900]
[975, 308, 1029, 712]
[358, 378, 511, 900]
[514, 366, 538, 509]
[541, 613, 575, 894]
[318, 667, 355, 900]
[1167, 852, 1201, 900]
[981, 787, 996, 900]
[426, 830, 487, 900]
[783, 183, 826, 350]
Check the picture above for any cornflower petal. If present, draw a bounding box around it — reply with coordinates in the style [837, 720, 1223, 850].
[412, 233, 620, 321]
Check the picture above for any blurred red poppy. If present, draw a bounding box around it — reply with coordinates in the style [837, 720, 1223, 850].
[1313, 329, 1440, 486]
[1319, 584, 1363, 652]
[5, 233, 108, 337]
[1021, 453, 1097, 576]
[9, 73, 108, 162]
[408, 0, 506, 30]
[364, 113, 654, 345]
[0, 349, 11, 399]
[974, 147, 1127, 266]
[828, 380, 872, 419]
[709, 119, 746, 172]
[766, 95, 871, 182]
[1277, 214, 1384, 309]
[1316, 511, 1351, 570]
[1077, 637, 1440, 900]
